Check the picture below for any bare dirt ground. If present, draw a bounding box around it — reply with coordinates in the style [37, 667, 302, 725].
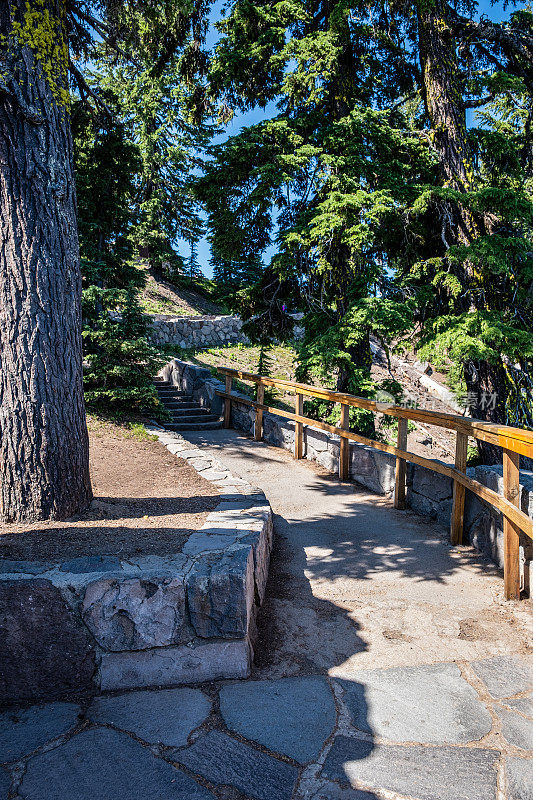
[371, 354, 465, 463]
[140, 272, 223, 316]
[0, 418, 219, 562]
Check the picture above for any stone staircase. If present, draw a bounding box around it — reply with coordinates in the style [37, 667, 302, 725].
[154, 378, 223, 431]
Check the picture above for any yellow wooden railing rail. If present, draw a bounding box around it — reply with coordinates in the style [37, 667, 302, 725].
[215, 366, 533, 601]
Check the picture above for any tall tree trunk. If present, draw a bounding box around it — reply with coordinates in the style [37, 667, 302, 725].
[417, 0, 481, 239]
[0, 0, 92, 521]
[417, 1, 507, 462]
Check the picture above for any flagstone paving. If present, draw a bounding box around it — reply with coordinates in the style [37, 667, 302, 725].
[470, 656, 533, 699]
[219, 676, 337, 762]
[87, 687, 211, 748]
[506, 757, 533, 800]
[1, 655, 531, 800]
[338, 662, 493, 745]
[0, 703, 80, 763]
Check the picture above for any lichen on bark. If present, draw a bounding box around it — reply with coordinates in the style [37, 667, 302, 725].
[7, 0, 70, 109]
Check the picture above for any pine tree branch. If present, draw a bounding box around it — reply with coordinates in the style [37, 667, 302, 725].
[464, 93, 495, 109]
[448, 8, 533, 67]
[69, 61, 114, 119]
[388, 91, 419, 113]
[68, 3, 137, 64]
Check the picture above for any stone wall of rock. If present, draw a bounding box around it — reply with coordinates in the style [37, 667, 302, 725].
[163, 358, 533, 586]
[0, 430, 273, 702]
[147, 314, 248, 348]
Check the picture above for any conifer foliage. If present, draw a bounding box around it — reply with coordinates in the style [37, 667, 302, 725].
[2, 0, 533, 526]
[198, 0, 533, 458]
[72, 101, 164, 414]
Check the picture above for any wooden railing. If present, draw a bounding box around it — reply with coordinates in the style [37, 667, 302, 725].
[215, 367, 533, 601]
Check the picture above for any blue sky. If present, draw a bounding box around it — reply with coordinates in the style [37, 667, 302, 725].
[182, 0, 515, 277]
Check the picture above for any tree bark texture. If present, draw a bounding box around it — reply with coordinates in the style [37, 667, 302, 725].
[0, 0, 92, 521]
[417, 2, 507, 459]
[417, 0, 483, 247]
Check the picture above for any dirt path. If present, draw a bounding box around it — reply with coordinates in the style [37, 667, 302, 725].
[1, 426, 531, 800]
[184, 428, 532, 679]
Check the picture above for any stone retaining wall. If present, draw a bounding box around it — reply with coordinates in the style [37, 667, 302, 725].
[148, 314, 248, 348]
[162, 358, 533, 589]
[0, 432, 273, 703]
[148, 312, 305, 348]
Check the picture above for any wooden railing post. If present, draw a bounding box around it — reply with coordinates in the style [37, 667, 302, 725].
[450, 431, 468, 545]
[223, 375, 232, 428]
[394, 417, 408, 509]
[295, 392, 304, 459]
[339, 402, 350, 481]
[503, 448, 521, 600]
[255, 382, 264, 441]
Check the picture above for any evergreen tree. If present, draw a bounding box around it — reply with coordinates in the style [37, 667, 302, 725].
[187, 236, 201, 278]
[197, 0, 424, 433]
[200, 0, 533, 454]
[210, 247, 264, 303]
[1, 0, 92, 521]
[94, 0, 213, 280]
[72, 100, 164, 415]
[377, 0, 533, 457]
[0, 0, 213, 520]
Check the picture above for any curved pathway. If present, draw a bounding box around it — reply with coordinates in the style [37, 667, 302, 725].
[1, 428, 531, 800]
[185, 428, 531, 679]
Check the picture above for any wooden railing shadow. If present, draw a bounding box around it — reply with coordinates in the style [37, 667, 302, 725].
[216, 367, 533, 600]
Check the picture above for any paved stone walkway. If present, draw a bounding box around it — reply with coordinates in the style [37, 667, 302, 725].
[0, 655, 531, 799]
[1, 429, 532, 800]
[185, 429, 532, 678]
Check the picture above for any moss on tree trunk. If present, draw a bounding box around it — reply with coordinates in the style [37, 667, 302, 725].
[0, 0, 92, 521]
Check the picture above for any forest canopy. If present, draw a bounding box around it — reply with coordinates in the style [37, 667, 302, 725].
[198, 0, 533, 457]
[1, 0, 533, 523]
[62, 0, 533, 453]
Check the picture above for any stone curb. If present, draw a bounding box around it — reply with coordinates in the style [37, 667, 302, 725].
[0, 427, 273, 702]
[144, 422, 273, 607]
[88, 423, 273, 690]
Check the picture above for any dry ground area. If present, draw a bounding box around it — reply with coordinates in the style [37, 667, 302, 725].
[140, 272, 223, 316]
[0, 418, 219, 562]
[188, 344, 297, 383]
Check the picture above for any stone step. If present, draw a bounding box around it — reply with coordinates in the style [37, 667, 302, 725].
[171, 414, 220, 424]
[165, 419, 223, 431]
[157, 388, 190, 397]
[170, 407, 213, 417]
[158, 394, 192, 402]
[162, 402, 200, 410]
[158, 394, 194, 402]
